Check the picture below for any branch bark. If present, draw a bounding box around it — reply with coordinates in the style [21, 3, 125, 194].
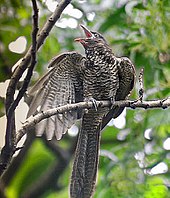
[16, 97, 170, 143]
[1, 132, 35, 187]
[0, 0, 72, 177]
[5, 0, 72, 111]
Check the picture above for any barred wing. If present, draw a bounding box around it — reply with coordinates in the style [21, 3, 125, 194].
[113, 57, 135, 118]
[27, 52, 85, 140]
[102, 57, 135, 128]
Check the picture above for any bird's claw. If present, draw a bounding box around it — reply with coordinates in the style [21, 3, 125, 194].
[110, 97, 116, 109]
[85, 97, 98, 111]
[90, 98, 98, 111]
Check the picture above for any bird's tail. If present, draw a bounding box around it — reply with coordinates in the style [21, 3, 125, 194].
[70, 108, 107, 198]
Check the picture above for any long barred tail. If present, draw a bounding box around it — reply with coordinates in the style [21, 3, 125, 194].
[70, 108, 107, 198]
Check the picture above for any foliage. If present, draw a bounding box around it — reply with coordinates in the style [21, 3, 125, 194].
[0, 0, 170, 197]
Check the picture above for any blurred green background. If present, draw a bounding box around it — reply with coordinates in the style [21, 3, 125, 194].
[0, 0, 170, 197]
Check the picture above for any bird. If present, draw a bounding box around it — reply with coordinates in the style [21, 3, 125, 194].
[70, 26, 135, 198]
[79, 25, 135, 128]
[70, 36, 119, 197]
[27, 25, 136, 198]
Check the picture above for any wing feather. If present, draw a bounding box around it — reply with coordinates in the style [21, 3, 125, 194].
[36, 119, 47, 137]
[28, 67, 56, 95]
[101, 57, 135, 129]
[46, 116, 55, 140]
[27, 52, 84, 140]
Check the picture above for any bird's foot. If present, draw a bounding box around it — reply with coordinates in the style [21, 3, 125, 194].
[85, 97, 98, 111]
[110, 97, 116, 109]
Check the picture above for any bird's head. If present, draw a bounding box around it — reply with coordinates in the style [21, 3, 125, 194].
[75, 24, 107, 49]
[80, 24, 107, 43]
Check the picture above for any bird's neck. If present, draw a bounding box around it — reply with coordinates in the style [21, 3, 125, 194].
[85, 44, 114, 66]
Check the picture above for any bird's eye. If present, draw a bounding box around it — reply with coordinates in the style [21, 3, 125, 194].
[94, 33, 98, 37]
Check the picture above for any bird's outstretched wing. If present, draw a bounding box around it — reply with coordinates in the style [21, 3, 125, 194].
[27, 52, 85, 140]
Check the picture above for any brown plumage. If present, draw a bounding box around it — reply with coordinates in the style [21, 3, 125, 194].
[27, 25, 135, 198]
[101, 56, 135, 128]
[80, 25, 135, 128]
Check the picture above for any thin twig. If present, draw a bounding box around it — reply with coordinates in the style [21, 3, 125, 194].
[8, 0, 39, 115]
[0, 0, 72, 177]
[1, 132, 35, 186]
[0, 0, 39, 177]
[4, 0, 39, 149]
[5, 0, 72, 111]
[16, 97, 170, 143]
[138, 68, 144, 102]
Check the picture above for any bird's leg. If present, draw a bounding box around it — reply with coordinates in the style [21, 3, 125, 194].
[110, 97, 116, 109]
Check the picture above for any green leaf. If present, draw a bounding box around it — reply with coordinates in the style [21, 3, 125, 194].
[99, 5, 127, 32]
[6, 140, 55, 197]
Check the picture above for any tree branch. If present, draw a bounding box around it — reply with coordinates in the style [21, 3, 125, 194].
[1, 132, 35, 187]
[16, 97, 170, 143]
[8, 0, 39, 115]
[0, 0, 72, 177]
[0, 0, 39, 177]
[5, 0, 72, 111]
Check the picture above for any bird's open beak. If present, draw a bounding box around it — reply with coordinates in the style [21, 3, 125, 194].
[74, 38, 86, 45]
[74, 38, 85, 42]
[74, 25, 93, 45]
[80, 24, 93, 38]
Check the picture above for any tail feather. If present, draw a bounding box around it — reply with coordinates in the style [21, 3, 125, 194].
[70, 127, 88, 197]
[70, 108, 107, 198]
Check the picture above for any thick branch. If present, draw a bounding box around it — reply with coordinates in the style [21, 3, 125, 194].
[16, 97, 170, 143]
